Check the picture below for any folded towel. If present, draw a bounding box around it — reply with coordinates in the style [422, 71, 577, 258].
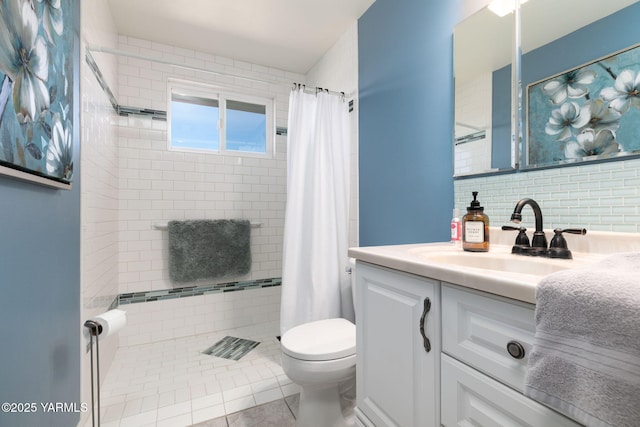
[524, 252, 640, 427]
[168, 219, 251, 283]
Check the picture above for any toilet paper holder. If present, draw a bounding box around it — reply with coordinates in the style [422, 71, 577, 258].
[84, 319, 102, 336]
[84, 319, 102, 427]
[84, 309, 126, 426]
[84, 320, 102, 427]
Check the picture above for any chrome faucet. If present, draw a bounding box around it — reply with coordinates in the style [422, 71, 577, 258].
[510, 198, 548, 255]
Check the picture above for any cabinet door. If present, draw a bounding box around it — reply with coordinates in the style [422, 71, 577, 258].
[441, 354, 582, 427]
[355, 262, 440, 427]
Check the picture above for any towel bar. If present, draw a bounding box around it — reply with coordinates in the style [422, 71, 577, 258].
[153, 221, 262, 230]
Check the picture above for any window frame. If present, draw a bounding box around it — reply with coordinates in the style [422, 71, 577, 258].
[167, 78, 275, 158]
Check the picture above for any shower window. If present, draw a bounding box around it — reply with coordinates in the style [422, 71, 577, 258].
[170, 93, 220, 151]
[168, 79, 274, 157]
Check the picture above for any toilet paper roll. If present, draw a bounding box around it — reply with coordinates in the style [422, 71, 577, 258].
[93, 309, 127, 338]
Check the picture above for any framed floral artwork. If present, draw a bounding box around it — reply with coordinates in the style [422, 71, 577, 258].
[0, 0, 75, 189]
[526, 43, 640, 168]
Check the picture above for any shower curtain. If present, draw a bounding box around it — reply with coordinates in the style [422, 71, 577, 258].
[280, 87, 353, 335]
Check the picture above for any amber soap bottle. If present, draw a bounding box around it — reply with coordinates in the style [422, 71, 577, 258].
[462, 191, 490, 252]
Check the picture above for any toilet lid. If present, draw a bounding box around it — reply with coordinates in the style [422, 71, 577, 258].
[281, 318, 356, 361]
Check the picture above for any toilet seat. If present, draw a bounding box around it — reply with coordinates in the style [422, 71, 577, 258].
[281, 318, 355, 361]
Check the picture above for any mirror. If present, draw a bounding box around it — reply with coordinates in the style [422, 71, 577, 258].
[454, 0, 640, 177]
[454, 6, 512, 176]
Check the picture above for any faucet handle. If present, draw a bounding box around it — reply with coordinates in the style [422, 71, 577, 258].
[559, 228, 587, 236]
[502, 225, 530, 254]
[548, 228, 587, 259]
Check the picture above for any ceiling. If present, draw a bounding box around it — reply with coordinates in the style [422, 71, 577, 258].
[107, 0, 375, 74]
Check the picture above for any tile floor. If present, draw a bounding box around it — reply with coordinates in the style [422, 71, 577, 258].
[190, 395, 299, 427]
[96, 321, 301, 426]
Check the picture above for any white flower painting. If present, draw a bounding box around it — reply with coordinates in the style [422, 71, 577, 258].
[0, 0, 74, 186]
[527, 43, 640, 167]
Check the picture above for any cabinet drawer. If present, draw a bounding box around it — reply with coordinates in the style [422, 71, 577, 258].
[441, 354, 581, 427]
[442, 284, 535, 392]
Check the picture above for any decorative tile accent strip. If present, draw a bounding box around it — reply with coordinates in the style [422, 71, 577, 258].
[117, 105, 167, 120]
[117, 277, 282, 306]
[87, 51, 167, 121]
[204, 336, 260, 361]
[85, 51, 118, 112]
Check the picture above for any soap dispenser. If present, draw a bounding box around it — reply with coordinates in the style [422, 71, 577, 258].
[462, 191, 490, 252]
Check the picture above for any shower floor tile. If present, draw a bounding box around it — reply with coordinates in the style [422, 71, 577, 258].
[95, 321, 301, 427]
[203, 336, 260, 360]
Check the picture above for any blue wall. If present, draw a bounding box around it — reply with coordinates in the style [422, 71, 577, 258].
[0, 8, 81, 427]
[0, 178, 81, 427]
[491, 2, 640, 169]
[358, 0, 462, 246]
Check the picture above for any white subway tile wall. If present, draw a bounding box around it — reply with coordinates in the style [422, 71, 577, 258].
[116, 35, 304, 295]
[118, 287, 281, 347]
[454, 72, 492, 175]
[455, 138, 491, 175]
[81, 50, 120, 319]
[80, 2, 121, 426]
[454, 158, 640, 233]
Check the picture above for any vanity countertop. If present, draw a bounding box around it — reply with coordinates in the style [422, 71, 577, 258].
[348, 228, 640, 304]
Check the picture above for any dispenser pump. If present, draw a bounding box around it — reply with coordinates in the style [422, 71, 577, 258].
[467, 191, 484, 212]
[462, 191, 490, 252]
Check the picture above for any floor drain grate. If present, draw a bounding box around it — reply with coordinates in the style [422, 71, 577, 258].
[203, 336, 260, 361]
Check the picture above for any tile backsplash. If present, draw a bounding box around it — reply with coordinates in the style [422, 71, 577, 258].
[454, 158, 640, 233]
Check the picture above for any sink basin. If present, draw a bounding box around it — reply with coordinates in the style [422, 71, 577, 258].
[410, 247, 580, 276]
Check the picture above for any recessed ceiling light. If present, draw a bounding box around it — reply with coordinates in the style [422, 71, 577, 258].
[488, 0, 529, 17]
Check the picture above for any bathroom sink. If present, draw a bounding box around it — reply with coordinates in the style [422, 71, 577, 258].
[410, 247, 580, 277]
[349, 230, 632, 304]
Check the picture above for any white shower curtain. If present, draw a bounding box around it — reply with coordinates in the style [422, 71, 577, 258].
[280, 87, 353, 335]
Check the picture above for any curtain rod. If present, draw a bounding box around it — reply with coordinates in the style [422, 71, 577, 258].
[291, 83, 349, 100]
[86, 45, 353, 99]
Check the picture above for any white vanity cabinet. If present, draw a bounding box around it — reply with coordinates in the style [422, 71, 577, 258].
[354, 261, 441, 427]
[352, 251, 584, 427]
[440, 283, 582, 427]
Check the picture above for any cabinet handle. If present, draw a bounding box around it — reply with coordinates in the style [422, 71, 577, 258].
[419, 297, 431, 353]
[506, 340, 526, 359]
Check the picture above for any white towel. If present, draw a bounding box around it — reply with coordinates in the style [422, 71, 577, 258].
[524, 252, 640, 427]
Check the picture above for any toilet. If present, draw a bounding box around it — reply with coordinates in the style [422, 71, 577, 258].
[280, 262, 357, 427]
